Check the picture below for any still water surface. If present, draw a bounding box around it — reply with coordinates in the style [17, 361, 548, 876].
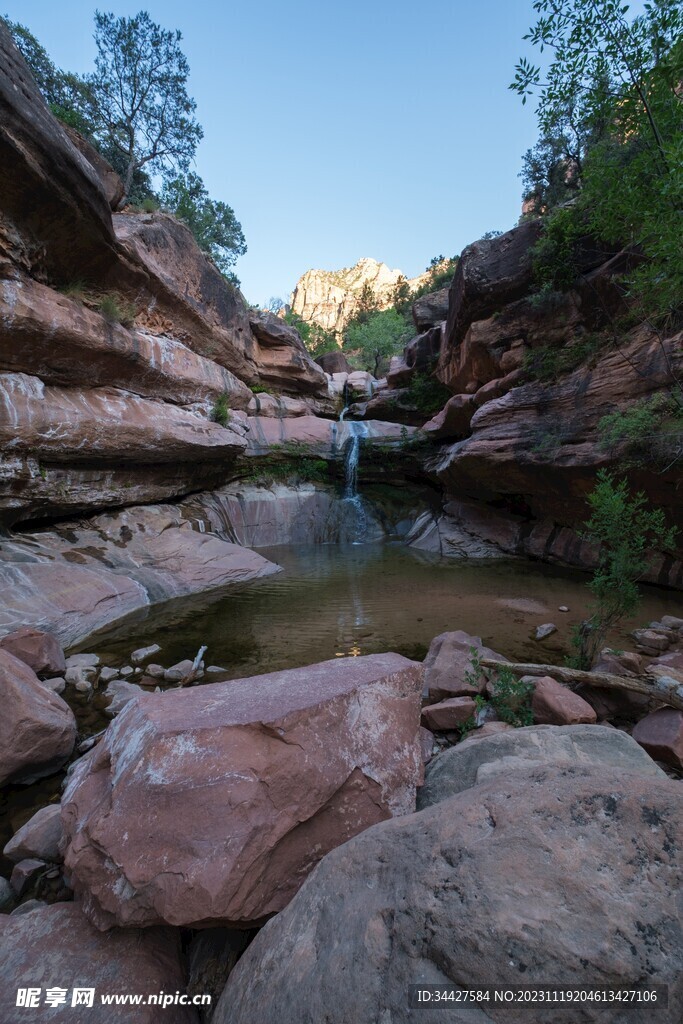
[92, 543, 683, 675]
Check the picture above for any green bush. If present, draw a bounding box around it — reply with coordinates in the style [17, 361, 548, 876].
[489, 666, 535, 727]
[399, 371, 451, 414]
[210, 393, 230, 427]
[569, 471, 678, 668]
[598, 393, 683, 467]
[98, 294, 136, 327]
[522, 332, 610, 382]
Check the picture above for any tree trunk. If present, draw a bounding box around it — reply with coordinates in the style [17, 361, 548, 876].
[480, 658, 683, 712]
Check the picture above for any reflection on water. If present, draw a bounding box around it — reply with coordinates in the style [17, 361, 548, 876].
[90, 543, 683, 677]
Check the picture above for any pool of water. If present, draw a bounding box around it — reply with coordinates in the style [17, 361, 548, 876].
[3, 542, 682, 879]
[90, 543, 683, 676]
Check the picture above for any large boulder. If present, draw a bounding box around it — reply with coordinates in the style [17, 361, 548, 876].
[247, 310, 327, 394]
[0, 627, 65, 678]
[441, 220, 542, 361]
[0, 651, 76, 786]
[0, 22, 115, 282]
[412, 288, 449, 331]
[315, 349, 351, 375]
[61, 653, 424, 930]
[417, 724, 666, 810]
[217, 764, 683, 1024]
[0, 903, 196, 1023]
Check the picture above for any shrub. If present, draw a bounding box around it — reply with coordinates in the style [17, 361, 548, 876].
[569, 471, 678, 668]
[98, 294, 136, 326]
[210, 393, 230, 427]
[400, 372, 451, 415]
[598, 393, 683, 468]
[522, 331, 610, 382]
[490, 666, 535, 726]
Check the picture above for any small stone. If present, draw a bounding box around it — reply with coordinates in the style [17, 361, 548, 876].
[139, 675, 159, 688]
[104, 678, 146, 717]
[10, 859, 46, 897]
[0, 877, 14, 911]
[65, 653, 100, 669]
[77, 737, 97, 754]
[98, 667, 119, 684]
[206, 665, 227, 675]
[130, 644, 161, 665]
[421, 696, 477, 732]
[164, 659, 194, 682]
[558, 606, 569, 613]
[632, 629, 669, 652]
[65, 665, 96, 686]
[661, 615, 683, 631]
[41, 677, 66, 694]
[145, 664, 166, 678]
[535, 623, 558, 641]
[74, 680, 93, 697]
[119, 666, 134, 678]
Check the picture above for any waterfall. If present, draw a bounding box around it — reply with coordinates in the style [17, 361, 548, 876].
[342, 421, 369, 543]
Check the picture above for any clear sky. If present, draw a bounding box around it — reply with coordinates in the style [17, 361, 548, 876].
[5, 1, 545, 304]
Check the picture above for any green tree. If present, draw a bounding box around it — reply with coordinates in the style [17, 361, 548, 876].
[88, 11, 203, 203]
[283, 311, 338, 358]
[571, 471, 678, 668]
[345, 307, 412, 376]
[511, 0, 683, 324]
[161, 172, 246, 281]
[4, 17, 94, 136]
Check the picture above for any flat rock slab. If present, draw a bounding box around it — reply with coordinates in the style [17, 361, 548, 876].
[62, 653, 423, 930]
[417, 724, 666, 809]
[0, 903, 196, 1023]
[217, 764, 683, 1024]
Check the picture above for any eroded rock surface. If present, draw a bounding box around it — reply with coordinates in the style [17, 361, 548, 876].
[0, 903, 196, 1023]
[62, 653, 423, 929]
[218, 764, 683, 1024]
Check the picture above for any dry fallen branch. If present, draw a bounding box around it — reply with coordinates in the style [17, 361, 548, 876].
[480, 658, 683, 712]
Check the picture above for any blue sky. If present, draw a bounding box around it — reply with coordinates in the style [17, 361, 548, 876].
[6, 1, 545, 304]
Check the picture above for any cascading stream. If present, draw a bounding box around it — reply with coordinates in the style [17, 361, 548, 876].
[342, 420, 369, 543]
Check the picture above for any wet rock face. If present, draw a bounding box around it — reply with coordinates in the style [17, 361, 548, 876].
[0, 903, 196, 1024]
[0, 503, 280, 648]
[61, 653, 424, 930]
[217, 764, 683, 1024]
[0, 651, 76, 786]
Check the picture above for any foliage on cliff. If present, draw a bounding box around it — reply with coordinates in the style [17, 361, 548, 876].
[3, 11, 246, 280]
[512, 0, 683, 326]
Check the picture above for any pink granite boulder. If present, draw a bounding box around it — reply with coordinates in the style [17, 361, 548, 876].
[62, 653, 423, 930]
[531, 676, 597, 726]
[0, 903, 195, 1023]
[0, 651, 76, 786]
[0, 627, 66, 678]
[421, 696, 477, 732]
[632, 708, 683, 769]
[423, 630, 507, 702]
[3, 804, 63, 863]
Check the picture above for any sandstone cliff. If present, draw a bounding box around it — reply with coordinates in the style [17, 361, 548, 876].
[0, 21, 328, 527]
[290, 257, 428, 335]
